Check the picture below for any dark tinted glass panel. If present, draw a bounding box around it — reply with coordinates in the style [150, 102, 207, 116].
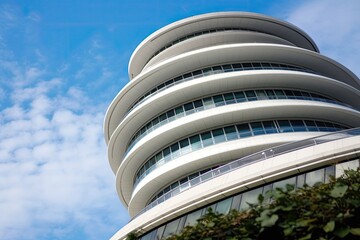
[232, 63, 242, 70]
[242, 63, 252, 69]
[245, 90, 257, 101]
[212, 128, 226, 143]
[224, 126, 238, 140]
[201, 132, 213, 147]
[193, 100, 203, 108]
[166, 109, 175, 118]
[237, 123, 252, 137]
[290, 120, 306, 131]
[213, 95, 224, 103]
[263, 121, 277, 133]
[190, 135, 202, 150]
[304, 120, 318, 131]
[251, 122, 265, 135]
[193, 70, 203, 78]
[274, 90, 286, 99]
[223, 64, 233, 72]
[224, 93, 235, 103]
[175, 106, 184, 115]
[183, 72, 192, 79]
[234, 92, 246, 102]
[212, 66, 223, 73]
[278, 120, 292, 132]
[202, 67, 212, 76]
[184, 102, 194, 111]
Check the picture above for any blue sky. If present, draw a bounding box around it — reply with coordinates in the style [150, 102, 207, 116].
[0, 0, 359, 240]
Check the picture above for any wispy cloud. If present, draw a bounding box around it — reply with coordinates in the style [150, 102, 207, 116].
[0, 3, 127, 240]
[286, 0, 360, 77]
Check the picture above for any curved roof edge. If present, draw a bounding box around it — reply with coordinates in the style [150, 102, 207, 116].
[128, 12, 319, 78]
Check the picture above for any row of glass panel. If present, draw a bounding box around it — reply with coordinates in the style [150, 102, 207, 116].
[126, 62, 318, 116]
[139, 163, 345, 240]
[147, 27, 262, 64]
[126, 88, 346, 155]
[148, 166, 220, 205]
[134, 119, 347, 187]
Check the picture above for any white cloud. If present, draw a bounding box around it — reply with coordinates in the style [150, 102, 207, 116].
[286, 0, 360, 77]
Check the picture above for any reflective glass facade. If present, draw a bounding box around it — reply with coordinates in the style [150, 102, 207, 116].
[134, 119, 347, 187]
[126, 88, 350, 154]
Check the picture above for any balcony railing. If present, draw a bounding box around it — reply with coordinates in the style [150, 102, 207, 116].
[131, 127, 360, 219]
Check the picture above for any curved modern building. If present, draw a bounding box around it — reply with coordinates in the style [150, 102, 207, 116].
[104, 12, 360, 240]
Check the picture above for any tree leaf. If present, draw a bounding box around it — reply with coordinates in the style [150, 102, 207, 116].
[260, 214, 279, 227]
[334, 227, 350, 238]
[350, 228, 360, 236]
[323, 220, 335, 232]
[330, 183, 348, 198]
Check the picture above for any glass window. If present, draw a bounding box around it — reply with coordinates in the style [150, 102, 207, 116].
[193, 99, 204, 109]
[252, 62, 262, 69]
[162, 218, 180, 238]
[273, 177, 296, 189]
[201, 131, 214, 147]
[212, 128, 226, 143]
[222, 64, 233, 72]
[284, 90, 294, 98]
[163, 147, 171, 161]
[274, 89, 286, 99]
[213, 95, 225, 106]
[234, 91, 246, 102]
[261, 62, 271, 69]
[224, 93, 235, 104]
[245, 90, 257, 101]
[232, 63, 242, 70]
[165, 79, 174, 86]
[250, 122, 265, 135]
[175, 106, 184, 116]
[292, 90, 302, 97]
[212, 66, 223, 73]
[184, 102, 194, 112]
[184, 209, 202, 226]
[237, 123, 252, 137]
[166, 109, 175, 119]
[146, 122, 152, 131]
[315, 121, 326, 131]
[203, 97, 214, 109]
[277, 120, 292, 132]
[296, 174, 305, 188]
[149, 157, 156, 166]
[256, 90, 267, 100]
[174, 76, 183, 82]
[240, 188, 263, 211]
[170, 181, 179, 190]
[189, 135, 202, 150]
[242, 63, 252, 69]
[155, 152, 163, 162]
[224, 126, 238, 140]
[306, 169, 324, 186]
[170, 142, 180, 158]
[290, 120, 306, 131]
[304, 120, 318, 131]
[192, 70, 203, 78]
[215, 198, 232, 214]
[202, 67, 213, 76]
[156, 225, 165, 240]
[180, 138, 191, 154]
[231, 194, 242, 211]
[263, 121, 277, 134]
[159, 113, 167, 123]
[152, 118, 160, 127]
[183, 72, 192, 80]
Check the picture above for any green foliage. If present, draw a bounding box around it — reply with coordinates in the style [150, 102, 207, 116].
[165, 168, 360, 240]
